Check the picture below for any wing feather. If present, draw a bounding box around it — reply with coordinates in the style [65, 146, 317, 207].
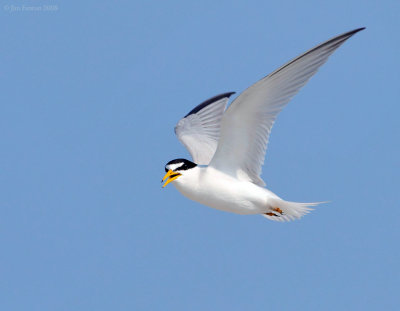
[209, 28, 365, 186]
[175, 92, 235, 165]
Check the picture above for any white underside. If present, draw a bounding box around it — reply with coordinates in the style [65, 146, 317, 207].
[171, 166, 280, 215]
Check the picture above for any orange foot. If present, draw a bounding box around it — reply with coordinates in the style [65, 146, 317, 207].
[265, 212, 280, 217]
[272, 207, 283, 215]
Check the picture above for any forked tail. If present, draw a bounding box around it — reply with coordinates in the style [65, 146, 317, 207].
[263, 198, 326, 222]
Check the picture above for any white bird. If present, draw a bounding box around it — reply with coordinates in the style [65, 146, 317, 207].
[162, 28, 364, 221]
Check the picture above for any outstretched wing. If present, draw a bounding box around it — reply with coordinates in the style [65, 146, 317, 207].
[175, 92, 235, 165]
[209, 28, 365, 186]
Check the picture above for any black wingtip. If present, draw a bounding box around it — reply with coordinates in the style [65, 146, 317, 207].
[184, 92, 236, 117]
[348, 27, 366, 35]
[329, 27, 366, 44]
[333, 27, 365, 43]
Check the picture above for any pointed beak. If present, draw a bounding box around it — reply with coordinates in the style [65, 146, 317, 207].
[161, 169, 182, 188]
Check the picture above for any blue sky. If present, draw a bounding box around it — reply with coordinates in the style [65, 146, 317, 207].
[1, 0, 399, 310]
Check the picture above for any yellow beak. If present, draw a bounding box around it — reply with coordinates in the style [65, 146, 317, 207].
[161, 169, 182, 188]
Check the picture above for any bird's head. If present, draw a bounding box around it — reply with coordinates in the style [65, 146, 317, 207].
[162, 158, 197, 188]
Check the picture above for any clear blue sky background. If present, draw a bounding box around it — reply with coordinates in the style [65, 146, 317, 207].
[1, 1, 399, 310]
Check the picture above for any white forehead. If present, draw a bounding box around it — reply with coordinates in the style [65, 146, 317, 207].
[167, 163, 182, 171]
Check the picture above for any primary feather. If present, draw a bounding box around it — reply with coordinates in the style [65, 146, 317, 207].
[209, 28, 365, 186]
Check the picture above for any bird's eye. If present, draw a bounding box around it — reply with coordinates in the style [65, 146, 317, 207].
[165, 167, 169, 173]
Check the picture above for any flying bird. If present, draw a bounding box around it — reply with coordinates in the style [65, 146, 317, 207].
[162, 28, 364, 221]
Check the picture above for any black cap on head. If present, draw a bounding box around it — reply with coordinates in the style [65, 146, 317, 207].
[165, 159, 197, 172]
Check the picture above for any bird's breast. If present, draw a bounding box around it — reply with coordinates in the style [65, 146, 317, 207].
[172, 168, 267, 214]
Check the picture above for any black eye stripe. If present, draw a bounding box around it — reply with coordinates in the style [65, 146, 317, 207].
[165, 158, 197, 172]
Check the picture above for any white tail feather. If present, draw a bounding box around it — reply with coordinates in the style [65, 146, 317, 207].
[262, 198, 326, 222]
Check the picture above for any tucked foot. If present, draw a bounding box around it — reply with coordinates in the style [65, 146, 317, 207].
[264, 207, 284, 217]
[265, 212, 280, 217]
[272, 207, 283, 215]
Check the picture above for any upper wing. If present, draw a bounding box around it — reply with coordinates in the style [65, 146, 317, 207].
[209, 28, 365, 186]
[175, 92, 235, 165]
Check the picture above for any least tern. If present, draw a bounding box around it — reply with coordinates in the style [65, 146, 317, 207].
[162, 28, 364, 221]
